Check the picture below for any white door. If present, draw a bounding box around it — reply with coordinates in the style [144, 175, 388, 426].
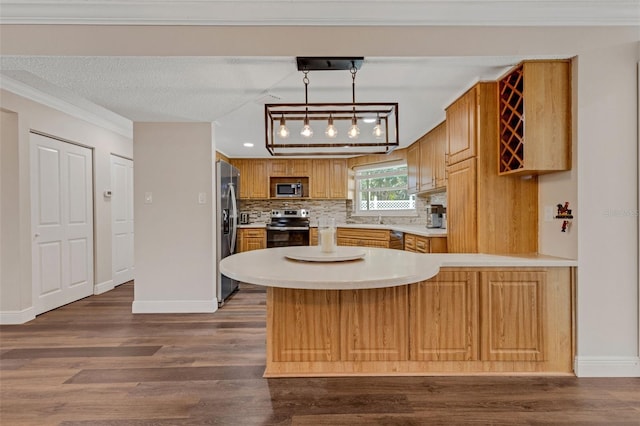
[111, 155, 134, 286]
[30, 132, 94, 315]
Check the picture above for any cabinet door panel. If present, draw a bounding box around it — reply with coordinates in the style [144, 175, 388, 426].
[407, 143, 419, 194]
[410, 271, 478, 361]
[329, 159, 347, 198]
[311, 159, 330, 198]
[341, 286, 408, 361]
[268, 288, 340, 362]
[419, 135, 435, 192]
[480, 271, 546, 361]
[446, 158, 477, 253]
[446, 87, 477, 165]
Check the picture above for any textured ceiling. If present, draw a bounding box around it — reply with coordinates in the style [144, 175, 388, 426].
[0, 1, 634, 157]
[1, 55, 561, 157]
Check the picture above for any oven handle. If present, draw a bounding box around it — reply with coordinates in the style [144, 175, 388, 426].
[266, 226, 310, 231]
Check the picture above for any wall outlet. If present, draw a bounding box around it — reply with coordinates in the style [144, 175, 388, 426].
[144, 192, 153, 204]
[198, 192, 206, 204]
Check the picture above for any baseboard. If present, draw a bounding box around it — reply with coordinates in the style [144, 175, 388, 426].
[0, 307, 36, 324]
[132, 298, 219, 314]
[574, 356, 640, 377]
[94, 279, 114, 295]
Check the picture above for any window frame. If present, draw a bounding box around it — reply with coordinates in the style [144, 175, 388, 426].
[353, 160, 417, 217]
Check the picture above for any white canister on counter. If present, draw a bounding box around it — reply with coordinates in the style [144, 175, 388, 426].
[318, 217, 337, 253]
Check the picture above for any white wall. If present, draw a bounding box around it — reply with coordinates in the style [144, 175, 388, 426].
[132, 122, 217, 313]
[573, 42, 640, 376]
[0, 89, 133, 323]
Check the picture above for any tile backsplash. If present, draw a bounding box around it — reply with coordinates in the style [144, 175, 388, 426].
[239, 190, 446, 226]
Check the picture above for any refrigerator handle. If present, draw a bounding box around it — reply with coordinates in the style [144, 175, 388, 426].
[229, 183, 238, 254]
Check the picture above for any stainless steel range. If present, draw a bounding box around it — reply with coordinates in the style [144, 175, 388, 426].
[266, 209, 310, 248]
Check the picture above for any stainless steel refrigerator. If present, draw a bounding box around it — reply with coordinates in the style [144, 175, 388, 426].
[216, 160, 240, 305]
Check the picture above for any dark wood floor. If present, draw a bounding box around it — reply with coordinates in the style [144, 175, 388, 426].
[1, 283, 639, 425]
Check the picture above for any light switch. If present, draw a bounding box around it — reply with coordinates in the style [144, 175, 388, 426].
[544, 205, 553, 222]
[145, 192, 153, 204]
[198, 192, 207, 204]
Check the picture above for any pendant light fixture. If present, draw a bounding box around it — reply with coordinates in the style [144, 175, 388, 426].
[347, 65, 360, 139]
[300, 70, 313, 138]
[325, 113, 338, 138]
[264, 57, 399, 156]
[372, 114, 384, 139]
[277, 115, 290, 138]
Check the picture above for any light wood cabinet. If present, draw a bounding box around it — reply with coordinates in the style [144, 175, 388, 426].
[329, 159, 348, 198]
[447, 158, 478, 253]
[418, 121, 447, 192]
[237, 228, 266, 252]
[409, 270, 479, 361]
[337, 228, 403, 249]
[445, 82, 538, 254]
[265, 267, 574, 377]
[230, 159, 268, 199]
[301, 159, 348, 199]
[407, 142, 420, 194]
[498, 60, 571, 176]
[432, 122, 448, 189]
[480, 270, 546, 361]
[341, 286, 408, 361]
[446, 87, 477, 166]
[404, 234, 448, 253]
[269, 159, 311, 177]
[407, 121, 447, 194]
[268, 288, 340, 362]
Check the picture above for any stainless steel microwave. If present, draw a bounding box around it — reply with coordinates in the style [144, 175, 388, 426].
[276, 182, 302, 197]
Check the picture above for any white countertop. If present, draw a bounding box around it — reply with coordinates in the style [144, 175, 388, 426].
[219, 247, 576, 290]
[220, 246, 440, 290]
[238, 223, 267, 229]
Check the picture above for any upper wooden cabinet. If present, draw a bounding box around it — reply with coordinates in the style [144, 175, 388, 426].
[498, 60, 571, 176]
[269, 159, 311, 177]
[446, 86, 478, 166]
[407, 121, 447, 195]
[230, 159, 268, 199]
[419, 121, 447, 193]
[330, 159, 348, 199]
[310, 159, 347, 199]
[406, 142, 420, 194]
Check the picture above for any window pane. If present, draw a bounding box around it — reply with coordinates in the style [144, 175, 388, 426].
[355, 163, 414, 213]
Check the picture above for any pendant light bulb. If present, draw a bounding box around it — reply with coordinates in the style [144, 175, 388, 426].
[372, 116, 384, 139]
[325, 114, 338, 138]
[348, 116, 360, 139]
[301, 115, 313, 138]
[278, 116, 290, 139]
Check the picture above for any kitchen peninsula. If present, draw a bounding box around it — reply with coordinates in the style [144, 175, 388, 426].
[220, 248, 577, 378]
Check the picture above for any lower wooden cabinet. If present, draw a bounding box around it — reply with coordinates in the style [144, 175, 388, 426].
[480, 270, 547, 362]
[341, 286, 408, 361]
[237, 228, 266, 252]
[337, 228, 403, 249]
[268, 288, 340, 362]
[266, 267, 574, 376]
[410, 270, 478, 361]
[404, 233, 448, 253]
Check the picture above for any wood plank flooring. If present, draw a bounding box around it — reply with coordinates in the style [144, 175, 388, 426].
[1, 282, 639, 425]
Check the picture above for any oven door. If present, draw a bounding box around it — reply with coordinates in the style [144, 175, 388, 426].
[267, 227, 310, 248]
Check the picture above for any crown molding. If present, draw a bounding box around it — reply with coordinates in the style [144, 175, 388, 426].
[0, 74, 133, 139]
[0, 1, 638, 26]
